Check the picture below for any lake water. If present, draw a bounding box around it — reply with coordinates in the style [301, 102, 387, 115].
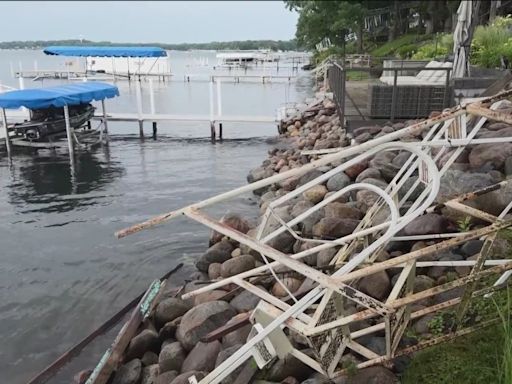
[0, 50, 314, 383]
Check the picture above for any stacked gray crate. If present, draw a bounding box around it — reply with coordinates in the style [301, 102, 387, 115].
[368, 84, 453, 118]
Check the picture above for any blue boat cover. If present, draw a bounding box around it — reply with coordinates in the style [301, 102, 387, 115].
[43, 46, 167, 58]
[0, 82, 119, 109]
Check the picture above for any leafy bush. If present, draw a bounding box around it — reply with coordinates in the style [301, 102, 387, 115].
[371, 34, 431, 57]
[471, 16, 512, 68]
[412, 33, 453, 60]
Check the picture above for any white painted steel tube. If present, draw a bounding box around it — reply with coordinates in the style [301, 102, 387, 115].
[1, 108, 11, 156]
[63, 105, 74, 157]
[148, 79, 156, 115]
[216, 79, 222, 117]
[209, 80, 214, 123]
[135, 79, 143, 119]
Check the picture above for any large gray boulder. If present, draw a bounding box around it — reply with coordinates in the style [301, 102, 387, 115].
[220, 255, 255, 278]
[196, 240, 235, 273]
[155, 371, 178, 384]
[469, 127, 512, 169]
[154, 298, 191, 328]
[326, 172, 351, 191]
[181, 341, 221, 373]
[400, 214, 450, 236]
[176, 301, 237, 351]
[357, 270, 391, 301]
[323, 202, 362, 220]
[140, 364, 159, 384]
[312, 218, 359, 239]
[158, 341, 186, 373]
[210, 213, 251, 245]
[230, 288, 263, 313]
[112, 359, 142, 384]
[125, 330, 160, 360]
[438, 170, 495, 203]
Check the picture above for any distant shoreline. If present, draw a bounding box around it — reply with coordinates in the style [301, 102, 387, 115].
[0, 39, 301, 52]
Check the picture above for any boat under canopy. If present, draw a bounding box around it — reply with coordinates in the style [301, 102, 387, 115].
[0, 82, 119, 109]
[43, 46, 167, 58]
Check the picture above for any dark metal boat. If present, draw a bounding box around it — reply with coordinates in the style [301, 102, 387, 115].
[13, 103, 95, 141]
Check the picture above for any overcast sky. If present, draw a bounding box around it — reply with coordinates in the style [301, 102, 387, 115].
[0, 1, 298, 43]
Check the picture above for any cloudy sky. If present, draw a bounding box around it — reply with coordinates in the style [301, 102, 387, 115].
[0, 1, 298, 43]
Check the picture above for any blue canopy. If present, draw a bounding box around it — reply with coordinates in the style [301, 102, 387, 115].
[0, 82, 119, 109]
[43, 46, 167, 58]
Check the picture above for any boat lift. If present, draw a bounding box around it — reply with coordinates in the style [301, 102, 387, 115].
[0, 82, 119, 158]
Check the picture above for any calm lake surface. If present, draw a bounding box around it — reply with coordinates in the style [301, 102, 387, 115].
[0, 50, 314, 383]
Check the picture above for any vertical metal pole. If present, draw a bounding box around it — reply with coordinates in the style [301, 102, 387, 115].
[443, 69, 451, 108]
[63, 105, 75, 157]
[136, 79, 144, 138]
[391, 69, 398, 122]
[216, 79, 222, 118]
[9, 62, 14, 78]
[101, 99, 109, 143]
[18, 76, 25, 90]
[34, 60, 38, 72]
[148, 78, 156, 115]
[341, 67, 346, 129]
[149, 78, 157, 139]
[2, 108, 11, 157]
[219, 123, 223, 141]
[209, 80, 215, 142]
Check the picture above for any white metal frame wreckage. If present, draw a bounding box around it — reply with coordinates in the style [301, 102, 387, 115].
[89, 89, 512, 384]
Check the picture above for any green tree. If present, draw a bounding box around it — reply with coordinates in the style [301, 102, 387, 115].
[285, 1, 367, 52]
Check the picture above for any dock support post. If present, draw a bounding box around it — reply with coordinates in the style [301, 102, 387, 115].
[2, 108, 11, 157]
[149, 78, 157, 139]
[63, 105, 75, 158]
[210, 122, 216, 142]
[152, 122, 157, 139]
[209, 80, 215, 142]
[101, 99, 109, 143]
[219, 123, 223, 141]
[139, 121, 144, 139]
[136, 78, 144, 138]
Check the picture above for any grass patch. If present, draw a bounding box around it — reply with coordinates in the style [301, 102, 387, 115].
[402, 325, 503, 384]
[346, 70, 370, 81]
[370, 34, 433, 58]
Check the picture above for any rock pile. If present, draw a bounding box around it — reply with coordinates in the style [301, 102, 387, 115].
[92, 93, 512, 384]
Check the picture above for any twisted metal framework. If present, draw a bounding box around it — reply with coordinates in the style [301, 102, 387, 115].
[107, 90, 512, 384]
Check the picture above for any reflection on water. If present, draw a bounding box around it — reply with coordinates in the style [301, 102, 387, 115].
[8, 150, 125, 214]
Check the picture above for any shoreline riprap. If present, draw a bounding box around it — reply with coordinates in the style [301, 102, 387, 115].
[79, 87, 512, 384]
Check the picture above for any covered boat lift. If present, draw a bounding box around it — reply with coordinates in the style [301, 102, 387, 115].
[0, 82, 119, 157]
[42, 46, 170, 80]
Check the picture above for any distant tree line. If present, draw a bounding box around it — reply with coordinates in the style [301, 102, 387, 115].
[0, 39, 299, 51]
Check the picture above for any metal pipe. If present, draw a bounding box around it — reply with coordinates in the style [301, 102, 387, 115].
[101, 99, 108, 143]
[1, 108, 11, 157]
[63, 105, 74, 157]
